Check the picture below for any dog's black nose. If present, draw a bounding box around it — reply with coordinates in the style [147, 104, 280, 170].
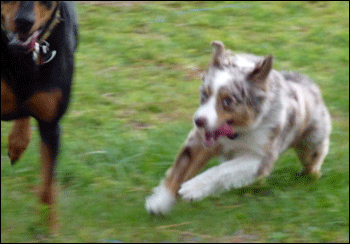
[195, 118, 207, 128]
[15, 16, 34, 35]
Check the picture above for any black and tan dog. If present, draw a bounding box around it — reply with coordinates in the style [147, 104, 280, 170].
[1, 1, 78, 230]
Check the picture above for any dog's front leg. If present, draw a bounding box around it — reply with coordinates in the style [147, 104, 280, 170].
[38, 120, 60, 231]
[179, 153, 264, 201]
[145, 129, 218, 215]
[8, 117, 32, 164]
[179, 131, 282, 202]
[178, 135, 281, 202]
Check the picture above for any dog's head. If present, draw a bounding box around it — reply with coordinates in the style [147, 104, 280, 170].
[1, 1, 58, 53]
[194, 41, 273, 147]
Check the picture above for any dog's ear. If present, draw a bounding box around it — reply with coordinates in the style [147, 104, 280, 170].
[211, 41, 225, 67]
[248, 55, 273, 89]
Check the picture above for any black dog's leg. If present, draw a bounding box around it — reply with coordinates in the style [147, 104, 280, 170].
[38, 120, 60, 230]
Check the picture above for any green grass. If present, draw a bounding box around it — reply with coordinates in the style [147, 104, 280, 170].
[1, 2, 349, 242]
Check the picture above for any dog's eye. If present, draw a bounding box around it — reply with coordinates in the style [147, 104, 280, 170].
[223, 97, 233, 108]
[200, 92, 208, 103]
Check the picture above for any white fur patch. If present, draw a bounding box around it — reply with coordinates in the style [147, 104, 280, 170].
[145, 184, 176, 215]
[194, 96, 217, 129]
[211, 70, 232, 94]
[235, 55, 256, 69]
[179, 154, 262, 201]
[194, 70, 231, 130]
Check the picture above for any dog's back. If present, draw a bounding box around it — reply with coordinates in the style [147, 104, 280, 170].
[276, 70, 331, 150]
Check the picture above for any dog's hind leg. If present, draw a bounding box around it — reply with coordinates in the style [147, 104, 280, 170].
[145, 129, 218, 215]
[294, 108, 331, 178]
[294, 137, 330, 178]
[8, 117, 31, 165]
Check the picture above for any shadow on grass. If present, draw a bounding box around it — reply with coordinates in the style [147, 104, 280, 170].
[227, 167, 320, 197]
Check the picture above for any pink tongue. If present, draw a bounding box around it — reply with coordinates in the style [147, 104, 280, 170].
[19, 31, 39, 50]
[28, 33, 38, 50]
[218, 123, 235, 137]
[204, 123, 236, 147]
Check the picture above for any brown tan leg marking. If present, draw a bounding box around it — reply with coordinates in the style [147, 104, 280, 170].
[8, 117, 32, 164]
[164, 129, 219, 196]
[1, 79, 17, 116]
[40, 141, 58, 232]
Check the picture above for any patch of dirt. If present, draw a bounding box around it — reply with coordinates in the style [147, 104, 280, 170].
[127, 120, 150, 130]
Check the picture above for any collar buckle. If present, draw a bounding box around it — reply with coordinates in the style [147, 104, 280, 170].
[32, 41, 57, 65]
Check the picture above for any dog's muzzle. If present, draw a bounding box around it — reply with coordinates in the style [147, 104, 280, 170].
[7, 29, 41, 53]
[202, 122, 239, 147]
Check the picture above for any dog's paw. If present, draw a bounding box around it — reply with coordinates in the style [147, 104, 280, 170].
[145, 184, 176, 215]
[178, 177, 214, 202]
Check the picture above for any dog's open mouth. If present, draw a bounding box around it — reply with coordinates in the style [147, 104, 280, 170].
[204, 122, 237, 147]
[8, 30, 41, 51]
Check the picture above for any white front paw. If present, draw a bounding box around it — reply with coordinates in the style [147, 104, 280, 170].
[178, 176, 214, 201]
[145, 184, 176, 215]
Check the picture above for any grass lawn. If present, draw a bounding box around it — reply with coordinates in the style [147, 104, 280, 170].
[1, 1, 349, 242]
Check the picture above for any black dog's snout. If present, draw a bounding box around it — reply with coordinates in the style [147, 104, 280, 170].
[14, 1, 35, 35]
[15, 16, 34, 35]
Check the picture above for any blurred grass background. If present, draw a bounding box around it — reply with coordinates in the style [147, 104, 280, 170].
[1, 1, 349, 242]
